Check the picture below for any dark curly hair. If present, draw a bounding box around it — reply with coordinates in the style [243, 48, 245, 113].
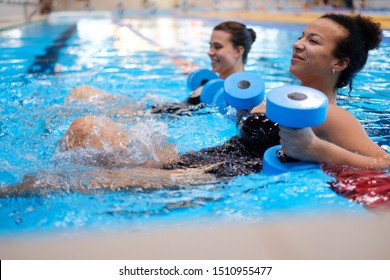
[213, 21, 257, 64]
[320, 13, 382, 92]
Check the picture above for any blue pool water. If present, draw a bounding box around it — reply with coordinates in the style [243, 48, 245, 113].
[0, 15, 389, 234]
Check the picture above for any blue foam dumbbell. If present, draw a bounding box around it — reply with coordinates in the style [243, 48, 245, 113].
[187, 68, 218, 91]
[200, 71, 265, 111]
[262, 85, 328, 174]
[200, 78, 226, 107]
[224, 72, 265, 110]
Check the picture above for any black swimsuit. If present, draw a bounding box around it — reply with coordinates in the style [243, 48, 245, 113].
[149, 96, 206, 115]
[163, 113, 280, 178]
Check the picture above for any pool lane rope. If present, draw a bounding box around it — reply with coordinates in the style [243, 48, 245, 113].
[28, 24, 78, 75]
[116, 20, 198, 75]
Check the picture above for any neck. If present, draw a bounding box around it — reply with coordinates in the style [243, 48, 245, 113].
[219, 64, 244, 80]
[300, 81, 337, 105]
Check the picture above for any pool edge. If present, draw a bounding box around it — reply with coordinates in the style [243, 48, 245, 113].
[1, 213, 389, 260]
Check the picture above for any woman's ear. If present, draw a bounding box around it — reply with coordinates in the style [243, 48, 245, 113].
[235, 45, 245, 57]
[333, 57, 350, 72]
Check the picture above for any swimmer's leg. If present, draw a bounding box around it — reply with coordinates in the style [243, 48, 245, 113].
[64, 86, 145, 116]
[84, 166, 219, 190]
[59, 115, 129, 151]
[0, 172, 77, 198]
[64, 85, 111, 104]
[59, 115, 179, 167]
[0, 166, 219, 197]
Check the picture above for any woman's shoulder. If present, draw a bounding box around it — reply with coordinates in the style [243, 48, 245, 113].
[326, 103, 360, 125]
[315, 103, 372, 150]
[317, 104, 363, 136]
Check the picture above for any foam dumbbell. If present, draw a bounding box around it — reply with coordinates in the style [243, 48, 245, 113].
[200, 71, 265, 111]
[262, 85, 328, 174]
[187, 68, 218, 91]
[200, 78, 226, 108]
[224, 71, 265, 110]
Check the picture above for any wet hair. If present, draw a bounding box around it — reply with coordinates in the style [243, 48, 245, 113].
[213, 21, 257, 64]
[320, 13, 382, 92]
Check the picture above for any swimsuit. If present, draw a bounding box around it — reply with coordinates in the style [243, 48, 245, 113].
[149, 96, 206, 115]
[163, 113, 280, 178]
[186, 96, 201, 105]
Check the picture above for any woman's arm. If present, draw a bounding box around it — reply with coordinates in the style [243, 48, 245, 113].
[278, 103, 390, 169]
[279, 125, 390, 170]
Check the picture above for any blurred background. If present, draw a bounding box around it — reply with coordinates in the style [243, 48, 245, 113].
[1, 0, 389, 26]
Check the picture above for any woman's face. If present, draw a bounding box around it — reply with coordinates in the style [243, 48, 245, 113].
[208, 30, 243, 78]
[289, 18, 347, 85]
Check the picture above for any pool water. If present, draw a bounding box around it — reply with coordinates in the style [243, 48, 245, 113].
[0, 15, 389, 234]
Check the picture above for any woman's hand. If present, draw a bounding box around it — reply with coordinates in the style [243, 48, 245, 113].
[278, 125, 323, 162]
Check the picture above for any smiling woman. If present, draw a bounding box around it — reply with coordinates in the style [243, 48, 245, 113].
[253, 13, 390, 170]
[65, 21, 257, 108]
[189, 21, 256, 102]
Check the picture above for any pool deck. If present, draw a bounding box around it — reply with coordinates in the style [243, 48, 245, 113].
[1, 8, 390, 260]
[1, 213, 390, 259]
[0, 14, 48, 30]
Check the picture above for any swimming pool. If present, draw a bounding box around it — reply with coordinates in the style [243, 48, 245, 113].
[0, 14, 389, 235]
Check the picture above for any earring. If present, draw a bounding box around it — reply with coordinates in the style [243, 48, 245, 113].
[332, 68, 336, 74]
